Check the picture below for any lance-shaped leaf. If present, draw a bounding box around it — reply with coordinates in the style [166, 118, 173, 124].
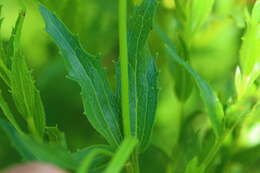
[11, 53, 46, 139]
[39, 5, 122, 147]
[117, 0, 158, 150]
[4, 9, 26, 68]
[166, 45, 224, 137]
[0, 119, 77, 170]
[0, 9, 46, 139]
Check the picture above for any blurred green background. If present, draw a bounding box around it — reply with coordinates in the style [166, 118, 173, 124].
[0, 0, 260, 172]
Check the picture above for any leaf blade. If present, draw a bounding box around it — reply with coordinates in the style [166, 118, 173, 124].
[165, 45, 224, 136]
[39, 4, 122, 147]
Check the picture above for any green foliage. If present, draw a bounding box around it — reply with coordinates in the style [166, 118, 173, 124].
[122, 0, 158, 150]
[39, 4, 123, 147]
[40, 0, 159, 151]
[0, 0, 260, 173]
[0, 119, 76, 170]
[0, 9, 46, 140]
[104, 137, 138, 173]
[166, 45, 224, 136]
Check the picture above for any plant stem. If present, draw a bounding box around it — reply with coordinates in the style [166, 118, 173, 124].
[118, 1, 140, 172]
[126, 149, 140, 173]
[27, 117, 42, 142]
[119, 0, 131, 138]
[203, 136, 223, 168]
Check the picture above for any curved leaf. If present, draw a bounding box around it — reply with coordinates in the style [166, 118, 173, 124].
[165, 45, 224, 136]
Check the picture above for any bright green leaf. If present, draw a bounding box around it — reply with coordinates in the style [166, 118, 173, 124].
[240, 1, 260, 76]
[11, 54, 46, 139]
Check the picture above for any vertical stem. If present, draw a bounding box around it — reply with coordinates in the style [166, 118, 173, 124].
[119, 0, 131, 138]
[118, 1, 140, 172]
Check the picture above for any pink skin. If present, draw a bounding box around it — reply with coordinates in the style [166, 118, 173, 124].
[3, 162, 68, 173]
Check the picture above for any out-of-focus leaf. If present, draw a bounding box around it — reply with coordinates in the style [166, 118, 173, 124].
[0, 119, 77, 170]
[0, 90, 20, 131]
[0, 59, 10, 86]
[39, 5, 122, 147]
[225, 96, 256, 129]
[233, 144, 260, 166]
[240, 1, 260, 76]
[118, 0, 158, 151]
[184, 157, 205, 173]
[104, 137, 138, 173]
[166, 45, 224, 136]
[173, 117, 202, 173]
[11, 54, 46, 139]
[155, 25, 193, 101]
[189, 0, 215, 35]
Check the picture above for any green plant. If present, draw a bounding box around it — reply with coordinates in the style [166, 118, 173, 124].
[0, 0, 158, 172]
[0, 0, 260, 172]
[155, 0, 260, 172]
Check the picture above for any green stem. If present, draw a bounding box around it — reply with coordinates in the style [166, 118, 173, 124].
[27, 117, 42, 142]
[202, 136, 223, 169]
[119, 0, 131, 138]
[118, 1, 140, 172]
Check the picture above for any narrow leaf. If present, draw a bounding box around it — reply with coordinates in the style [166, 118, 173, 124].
[165, 45, 224, 136]
[11, 54, 46, 138]
[39, 4, 122, 147]
[5, 9, 26, 67]
[118, 0, 159, 150]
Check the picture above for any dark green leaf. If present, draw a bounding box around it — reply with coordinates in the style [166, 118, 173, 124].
[119, 0, 159, 151]
[39, 5, 122, 147]
[0, 90, 20, 131]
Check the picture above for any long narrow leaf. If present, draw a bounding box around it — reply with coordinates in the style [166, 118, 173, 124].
[165, 45, 224, 136]
[117, 0, 159, 151]
[39, 5, 122, 147]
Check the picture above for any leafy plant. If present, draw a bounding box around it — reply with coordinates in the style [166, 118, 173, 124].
[0, 0, 260, 173]
[0, 0, 158, 172]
